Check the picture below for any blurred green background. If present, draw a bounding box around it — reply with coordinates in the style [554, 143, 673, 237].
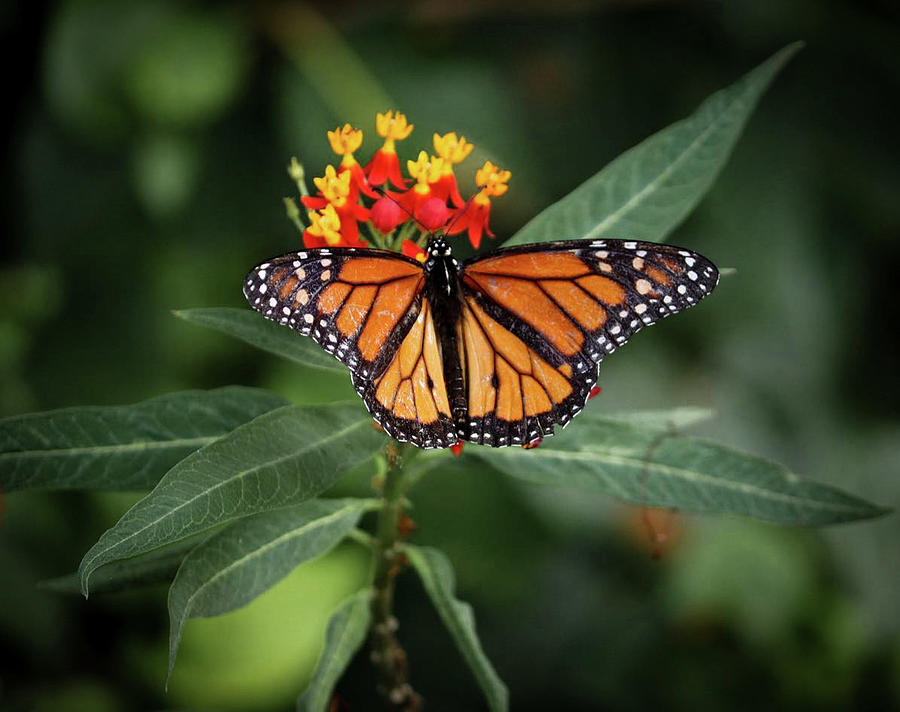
[2, 1, 899, 710]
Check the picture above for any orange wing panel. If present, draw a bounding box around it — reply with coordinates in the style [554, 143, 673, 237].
[339, 257, 422, 284]
[575, 275, 626, 305]
[465, 273, 584, 356]
[318, 282, 352, 315]
[462, 298, 575, 425]
[393, 380, 416, 420]
[365, 299, 453, 440]
[495, 358, 524, 422]
[336, 285, 377, 337]
[358, 275, 422, 361]
[469, 252, 591, 279]
[540, 279, 607, 331]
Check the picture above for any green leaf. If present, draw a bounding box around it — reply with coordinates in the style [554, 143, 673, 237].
[41, 536, 204, 595]
[78, 402, 386, 595]
[474, 415, 887, 526]
[506, 43, 802, 246]
[167, 498, 375, 681]
[296, 588, 373, 712]
[0, 387, 288, 492]
[595, 406, 714, 431]
[405, 545, 508, 712]
[174, 307, 343, 374]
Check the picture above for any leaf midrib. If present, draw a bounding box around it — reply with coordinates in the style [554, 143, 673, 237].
[310, 592, 369, 708]
[176, 502, 369, 621]
[0, 436, 218, 461]
[81, 414, 374, 586]
[584, 87, 744, 240]
[412, 550, 507, 711]
[488, 448, 867, 515]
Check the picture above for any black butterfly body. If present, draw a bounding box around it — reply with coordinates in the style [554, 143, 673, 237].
[244, 236, 718, 449]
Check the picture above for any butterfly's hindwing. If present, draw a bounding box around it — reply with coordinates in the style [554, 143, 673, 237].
[456, 295, 596, 446]
[351, 298, 457, 448]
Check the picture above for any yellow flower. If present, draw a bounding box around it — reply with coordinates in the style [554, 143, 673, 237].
[375, 110, 414, 152]
[327, 124, 363, 168]
[433, 132, 474, 172]
[305, 203, 343, 246]
[312, 165, 352, 207]
[407, 151, 445, 194]
[475, 160, 511, 203]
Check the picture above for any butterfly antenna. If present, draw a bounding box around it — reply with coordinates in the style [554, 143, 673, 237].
[441, 188, 481, 239]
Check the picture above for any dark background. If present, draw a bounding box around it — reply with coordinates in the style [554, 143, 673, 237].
[2, 1, 899, 710]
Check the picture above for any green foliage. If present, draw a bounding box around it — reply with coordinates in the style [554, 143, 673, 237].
[4, 39, 891, 712]
[77, 403, 386, 595]
[475, 412, 887, 525]
[406, 545, 509, 712]
[167, 498, 376, 681]
[296, 589, 373, 712]
[175, 308, 346, 374]
[507, 43, 803, 246]
[0, 387, 287, 492]
[124, 10, 248, 127]
[40, 537, 202, 595]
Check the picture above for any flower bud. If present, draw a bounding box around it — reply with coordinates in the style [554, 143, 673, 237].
[416, 197, 450, 232]
[370, 195, 406, 234]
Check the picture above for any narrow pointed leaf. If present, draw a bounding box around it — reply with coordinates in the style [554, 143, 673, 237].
[78, 403, 386, 595]
[297, 588, 373, 712]
[0, 387, 288, 492]
[506, 43, 802, 246]
[168, 498, 376, 680]
[405, 545, 508, 712]
[475, 416, 886, 526]
[175, 307, 344, 373]
[41, 536, 204, 595]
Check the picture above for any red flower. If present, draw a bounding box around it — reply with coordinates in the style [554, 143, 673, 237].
[416, 197, 450, 232]
[449, 441, 464, 457]
[446, 161, 511, 249]
[397, 150, 444, 216]
[366, 150, 407, 189]
[430, 173, 465, 207]
[432, 132, 472, 207]
[364, 111, 413, 189]
[343, 160, 378, 200]
[371, 195, 407, 234]
[447, 200, 492, 249]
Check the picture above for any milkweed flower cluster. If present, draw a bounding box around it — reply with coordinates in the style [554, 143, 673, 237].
[288, 111, 511, 253]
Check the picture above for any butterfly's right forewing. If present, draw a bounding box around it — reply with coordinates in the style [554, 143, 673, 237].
[457, 239, 718, 446]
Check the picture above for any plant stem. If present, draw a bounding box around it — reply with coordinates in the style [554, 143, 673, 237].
[370, 443, 421, 711]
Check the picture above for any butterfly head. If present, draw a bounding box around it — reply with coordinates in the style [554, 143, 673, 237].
[427, 235, 452, 258]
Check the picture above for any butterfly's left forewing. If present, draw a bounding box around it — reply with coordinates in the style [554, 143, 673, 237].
[458, 239, 718, 446]
[244, 248, 457, 448]
[243, 248, 426, 377]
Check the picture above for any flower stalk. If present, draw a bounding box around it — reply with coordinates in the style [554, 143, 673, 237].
[369, 442, 422, 711]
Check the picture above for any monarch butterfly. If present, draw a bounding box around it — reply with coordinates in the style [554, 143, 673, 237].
[244, 236, 718, 449]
